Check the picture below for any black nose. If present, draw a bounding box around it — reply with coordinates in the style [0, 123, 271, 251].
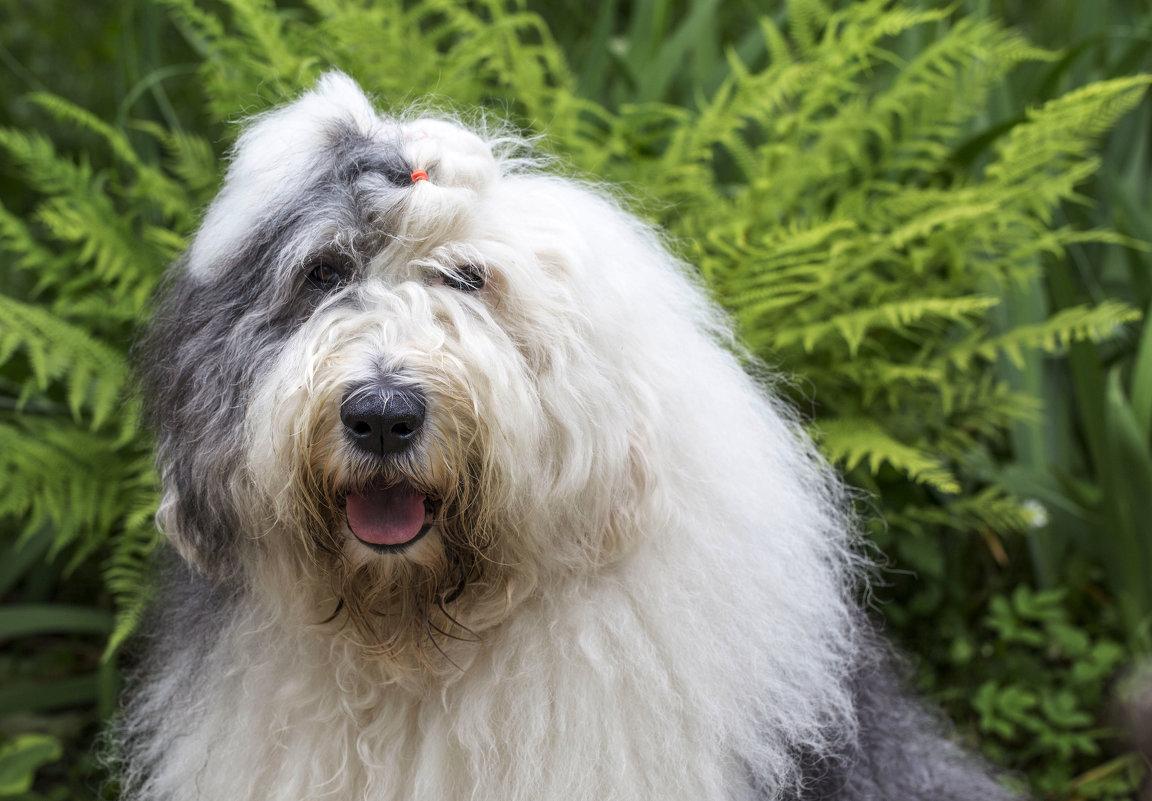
[340, 382, 426, 456]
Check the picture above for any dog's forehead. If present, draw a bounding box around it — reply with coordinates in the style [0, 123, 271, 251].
[184, 72, 496, 281]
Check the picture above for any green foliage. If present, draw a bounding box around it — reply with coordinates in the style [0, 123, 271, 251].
[0, 735, 62, 796]
[0, 0, 1149, 798]
[0, 96, 187, 640]
[0, 71, 191, 800]
[605, 13, 1150, 711]
[160, 0, 580, 126]
[944, 587, 1141, 799]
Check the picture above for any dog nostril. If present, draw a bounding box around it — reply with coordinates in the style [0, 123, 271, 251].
[353, 422, 373, 437]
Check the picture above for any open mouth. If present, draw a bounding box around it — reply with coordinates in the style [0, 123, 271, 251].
[344, 481, 436, 553]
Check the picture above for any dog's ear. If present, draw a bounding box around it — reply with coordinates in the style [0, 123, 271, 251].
[136, 267, 252, 577]
[154, 459, 241, 576]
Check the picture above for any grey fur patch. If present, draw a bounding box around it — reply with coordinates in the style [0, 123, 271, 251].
[135, 123, 414, 572]
[778, 625, 1020, 801]
[115, 553, 243, 791]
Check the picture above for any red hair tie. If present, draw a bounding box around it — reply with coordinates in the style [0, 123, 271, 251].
[410, 169, 429, 183]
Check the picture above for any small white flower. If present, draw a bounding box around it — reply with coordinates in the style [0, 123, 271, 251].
[1022, 498, 1049, 529]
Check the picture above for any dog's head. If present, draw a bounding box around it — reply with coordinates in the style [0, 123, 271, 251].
[138, 73, 715, 669]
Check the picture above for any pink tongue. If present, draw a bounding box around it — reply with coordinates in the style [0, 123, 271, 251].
[345, 484, 428, 546]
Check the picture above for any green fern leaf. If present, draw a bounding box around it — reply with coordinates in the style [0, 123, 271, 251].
[27, 93, 144, 170]
[0, 295, 128, 429]
[957, 301, 1141, 369]
[774, 297, 1000, 356]
[816, 418, 960, 494]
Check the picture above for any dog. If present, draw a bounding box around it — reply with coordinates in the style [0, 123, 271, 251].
[122, 72, 1018, 801]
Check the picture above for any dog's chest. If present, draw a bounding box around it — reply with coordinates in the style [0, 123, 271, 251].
[147, 601, 761, 801]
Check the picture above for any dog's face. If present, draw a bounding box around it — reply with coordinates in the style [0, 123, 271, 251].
[139, 73, 672, 669]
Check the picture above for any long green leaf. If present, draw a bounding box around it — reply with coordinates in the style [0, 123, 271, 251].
[0, 605, 113, 638]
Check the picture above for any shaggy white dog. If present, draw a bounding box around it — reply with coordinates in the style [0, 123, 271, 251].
[125, 73, 1016, 801]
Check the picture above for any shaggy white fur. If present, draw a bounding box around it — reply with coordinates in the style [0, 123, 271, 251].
[125, 73, 1014, 801]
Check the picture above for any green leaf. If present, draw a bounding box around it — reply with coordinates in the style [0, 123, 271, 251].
[0, 605, 113, 638]
[0, 735, 62, 796]
[816, 418, 960, 493]
[0, 676, 101, 717]
[1128, 304, 1152, 440]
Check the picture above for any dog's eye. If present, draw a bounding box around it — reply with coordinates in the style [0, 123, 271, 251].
[442, 264, 486, 292]
[306, 260, 345, 289]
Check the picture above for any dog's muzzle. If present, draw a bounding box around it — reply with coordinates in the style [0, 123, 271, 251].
[339, 381, 434, 552]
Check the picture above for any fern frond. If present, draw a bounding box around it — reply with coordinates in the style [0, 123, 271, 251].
[713, 219, 858, 286]
[787, 0, 831, 56]
[0, 128, 97, 199]
[956, 301, 1141, 369]
[894, 486, 1037, 536]
[33, 200, 158, 314]
[829, 0, 951, 44]
[102, 482, 159, 659]
[816, 418, 960, 493]
[1015, 227, 1151, 261]
[0, 419, 136, 552]
[229, 0, 303, 79]
[988, 75, 1152, 214]
[0, 295, 128, 430]
[876, 18, 1054, 158]
[773, 296, 999, 355]
[0, 128, 168, 309]
[882, 197, 1000, 248]
[0, 201, 59, 275]
[27, 93, 144, 170]
[133, 121, 219, 200]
